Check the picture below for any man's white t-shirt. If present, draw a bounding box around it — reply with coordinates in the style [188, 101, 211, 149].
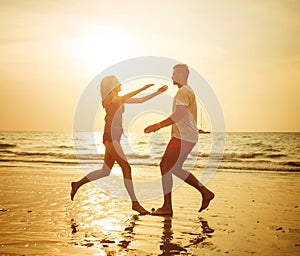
[171, 85, 198, 143]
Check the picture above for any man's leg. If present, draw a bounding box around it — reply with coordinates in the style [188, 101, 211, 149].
[173, 168, 215, 211]
[152, 138, 181, 216]
[172, 140, 215, 212]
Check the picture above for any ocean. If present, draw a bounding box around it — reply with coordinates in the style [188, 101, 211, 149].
[0, 131, 299, 173]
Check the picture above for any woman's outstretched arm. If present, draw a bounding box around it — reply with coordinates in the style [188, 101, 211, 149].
[125, 85, 168, 104]
[112, 84, 154, 103]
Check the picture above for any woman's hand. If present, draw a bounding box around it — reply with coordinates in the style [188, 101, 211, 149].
[157, 85, 168, 93]
[142, 84, 154, 90]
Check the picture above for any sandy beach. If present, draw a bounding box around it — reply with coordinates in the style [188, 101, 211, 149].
[0, 166, 299, 255]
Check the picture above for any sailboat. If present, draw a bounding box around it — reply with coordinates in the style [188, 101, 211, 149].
[198, 107, 211, 134]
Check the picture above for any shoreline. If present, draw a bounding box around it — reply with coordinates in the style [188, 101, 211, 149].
[1, 165, 299, 176]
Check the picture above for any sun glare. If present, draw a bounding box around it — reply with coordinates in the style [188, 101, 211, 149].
[72, 26, 136, 74]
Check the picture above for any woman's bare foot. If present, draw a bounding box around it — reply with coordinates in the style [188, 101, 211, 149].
[70, 182, 80, 201]
[151, 207, 173, 216]
[199, 191, 215, 212]
[132, 202, 150, 215]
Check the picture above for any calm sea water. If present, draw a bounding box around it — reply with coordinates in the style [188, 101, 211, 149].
[0, 131, 299, 173]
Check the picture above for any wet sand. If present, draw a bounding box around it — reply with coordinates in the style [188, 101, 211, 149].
[0, 167, 299, 255]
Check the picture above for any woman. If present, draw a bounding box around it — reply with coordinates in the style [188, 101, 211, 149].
[71, 75, 167, 214]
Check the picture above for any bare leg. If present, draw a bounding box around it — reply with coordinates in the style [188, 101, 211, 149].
[152, 165, 173, 216]
[151, 142, 177, 216]
[70, 150, 114, 200]
[153, 138, 214, 214]
[169, 139, 214, 212]
[105, 141, 149, 215]
[173, 169, 215, 212]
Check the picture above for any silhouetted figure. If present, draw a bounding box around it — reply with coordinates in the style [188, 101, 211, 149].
[144, 64, 214, 216]
[71, 76, 167, 214]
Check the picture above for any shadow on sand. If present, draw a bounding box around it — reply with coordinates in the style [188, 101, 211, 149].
[69, 214, 214, 254]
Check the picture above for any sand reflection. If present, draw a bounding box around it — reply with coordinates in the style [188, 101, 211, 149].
[69, 212, 214, 254]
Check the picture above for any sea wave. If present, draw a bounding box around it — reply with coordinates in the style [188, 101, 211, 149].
[0, 151, 106, 161]
[0, 143, 17, 149]
[0, 151, 77, 159]
[247, 142, 265, 147]
[190, 152, 210, 157]
[218, 165, 300, 173]
[221, 152, 292, 160]
[284, 161, 300, 167]
[1, 157, 299, 173]
[265, 153, 287, 158]
[194, 163, 300, 173]
[57, 145, 74, 149]
[0, 150, 15, 154]
[222, 152, 265, 159]
[126, 153, 151, 159]
[0, 158, 81, 165]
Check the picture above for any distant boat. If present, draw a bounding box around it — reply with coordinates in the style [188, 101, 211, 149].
[198, 129, 211, 134]
[198, 107, 211, 134]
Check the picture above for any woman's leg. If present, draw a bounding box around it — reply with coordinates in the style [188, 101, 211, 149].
[70, 149, 115, 200]
[104, 140, 149, 214]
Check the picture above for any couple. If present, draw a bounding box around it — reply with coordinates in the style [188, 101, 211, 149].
[71, 64, 214, 216]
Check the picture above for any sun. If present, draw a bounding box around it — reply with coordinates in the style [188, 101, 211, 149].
[72, 26, 136, 75]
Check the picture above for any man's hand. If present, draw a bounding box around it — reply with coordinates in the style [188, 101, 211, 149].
[144, 123, 161, 133]
[157, 85, 168, 93]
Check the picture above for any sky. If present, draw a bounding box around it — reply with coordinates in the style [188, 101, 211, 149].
[0, 0, 299, 132]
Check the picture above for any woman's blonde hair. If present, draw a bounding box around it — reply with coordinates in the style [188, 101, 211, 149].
[100, 76, 120, 107]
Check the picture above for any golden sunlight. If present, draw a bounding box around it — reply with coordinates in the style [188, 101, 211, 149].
[72, 26, 135, 74]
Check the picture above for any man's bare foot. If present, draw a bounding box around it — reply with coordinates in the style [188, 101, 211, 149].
[199, 191, 215, 212]
[151, 207, 173, 216]
[132, 202, 150, 215]
[71, 182, 80, 201]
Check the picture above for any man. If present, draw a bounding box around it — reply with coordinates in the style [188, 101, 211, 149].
[144, 64, 215, 216]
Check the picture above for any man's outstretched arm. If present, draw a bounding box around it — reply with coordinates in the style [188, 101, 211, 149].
[144, 105, 187, 133]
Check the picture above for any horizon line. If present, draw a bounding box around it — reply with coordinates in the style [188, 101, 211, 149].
[0, 130, 299, 133]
